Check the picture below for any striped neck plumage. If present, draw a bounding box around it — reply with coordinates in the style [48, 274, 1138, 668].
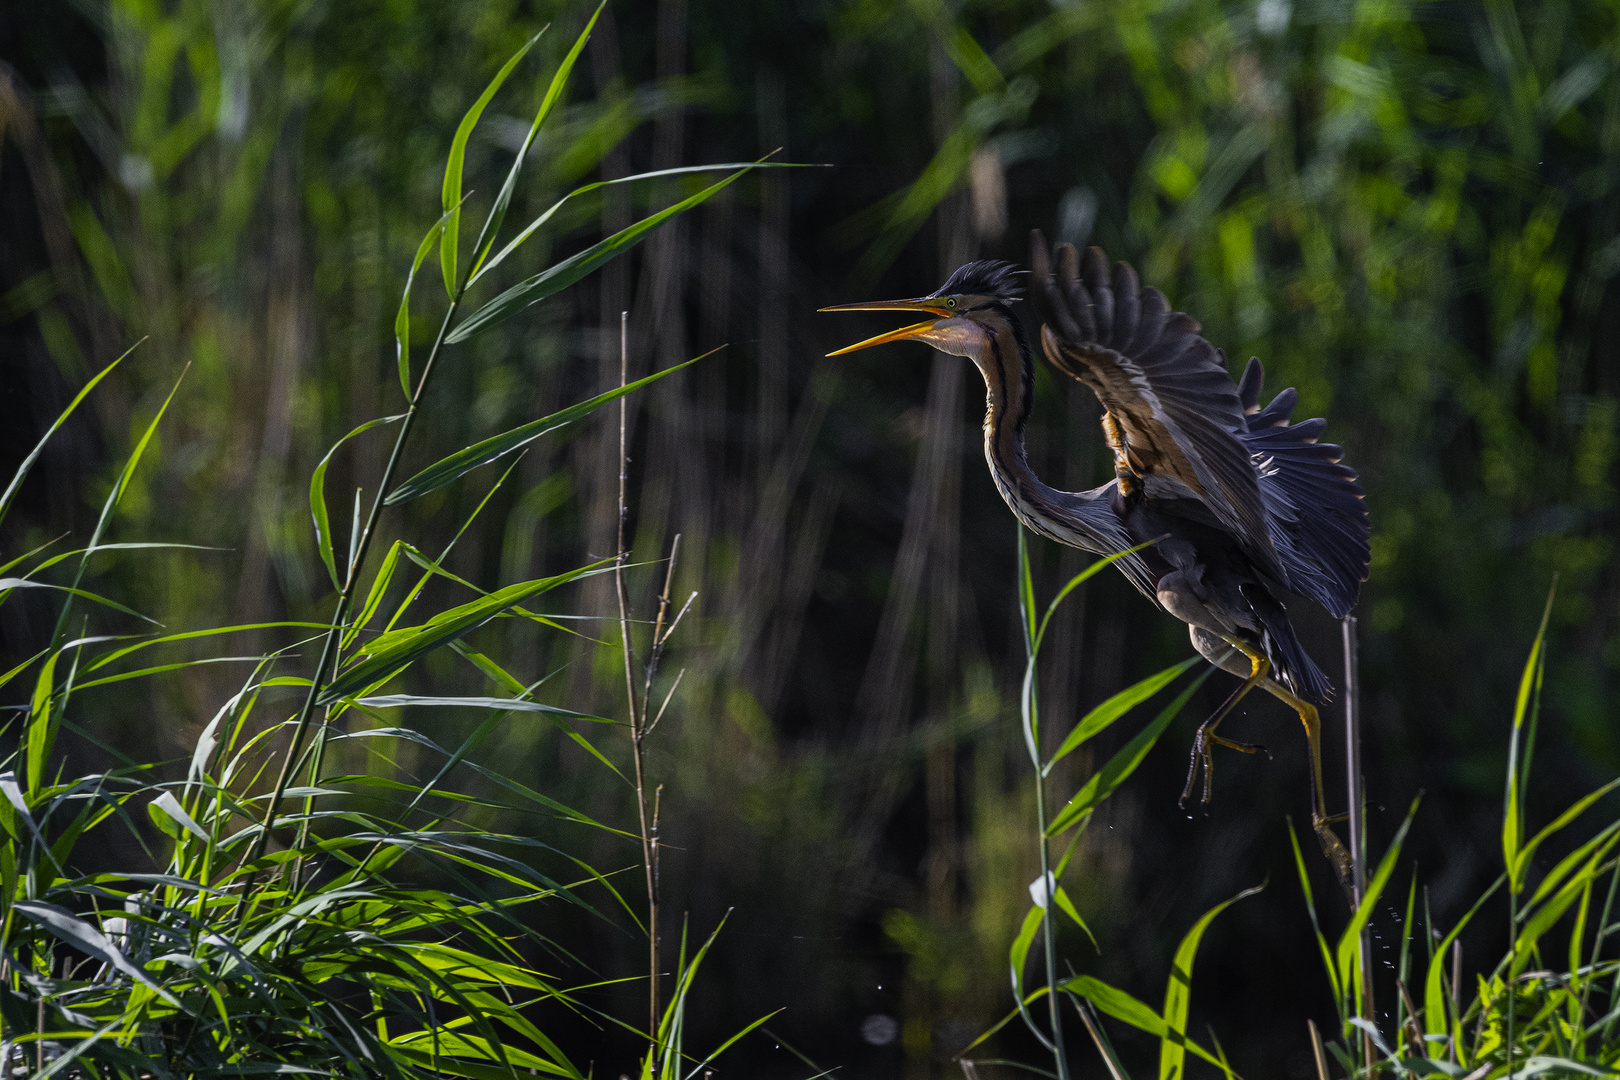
[965, 309, 1115, 552]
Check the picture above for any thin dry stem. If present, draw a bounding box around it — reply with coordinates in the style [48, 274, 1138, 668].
[1072, 999, 1124, 1080]
[639, 533, 681, 722]
[649, 667, 686, 734]
[1308, 1018, 1330, 1080]
[613, 309, 661, 1057]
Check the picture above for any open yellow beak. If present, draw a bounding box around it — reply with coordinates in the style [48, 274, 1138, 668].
[819, 298, 953, 356]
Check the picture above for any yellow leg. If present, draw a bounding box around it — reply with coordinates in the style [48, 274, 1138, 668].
[1180, 641, 1273, 811]
[1258, 677, 1353, 888]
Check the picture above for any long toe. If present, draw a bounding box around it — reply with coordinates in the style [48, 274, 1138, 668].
[1209, 735, 1269, 758]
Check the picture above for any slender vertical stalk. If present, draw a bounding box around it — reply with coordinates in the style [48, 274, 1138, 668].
[238, 295, 462, 909]
[1506, 887, 1517, 1070]
[1019, 530, 1069, 1080]
[1342, 615, 1373, 1064]
[1450, 939, 1462, 1064]
[614, 310, 661, 1060]
[1034, 753, 1069, 1080]
[1596, 862, 1620, 1044]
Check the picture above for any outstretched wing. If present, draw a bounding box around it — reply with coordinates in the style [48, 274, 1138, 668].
[1236, 358, 1370, 619]
[1030, 235, 1283, 582]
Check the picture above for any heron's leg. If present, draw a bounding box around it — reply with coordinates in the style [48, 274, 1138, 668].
[1259, 677, 1353, 888]
[1179, 642, 1272, 811]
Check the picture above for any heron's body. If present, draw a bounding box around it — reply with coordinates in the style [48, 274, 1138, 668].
[824, 239, 1370, 879]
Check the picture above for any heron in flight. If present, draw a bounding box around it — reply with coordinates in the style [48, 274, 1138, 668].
[822, 235, 1369, 879]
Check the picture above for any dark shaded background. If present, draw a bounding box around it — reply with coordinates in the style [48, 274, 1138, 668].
[3, 0, 1619, 1075]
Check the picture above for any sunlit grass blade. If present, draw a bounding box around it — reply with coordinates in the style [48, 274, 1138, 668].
[28, 542, 227, 576]
[1528, 819, 1620, 910]
[470, 163, 797, 289]
[27, 648, 65, 793]
[0, 579, 158, 624]
[0, 343, 134, 534]
[386, 354, 708, 505]
[84, 621, 329, 672]
[1505, 585, 1555, 891]
[317, 561, 611, 703]
[51, 367, 186, 648]
[1045, 658, 1198, 776]
[1053, 885, 1099, 953]
[1008, 904, 1056, 1051]
[397, 200, 467, 398]
[1159, 884, 1263, 1080]
[1512, 779, 1620, 899]
[1336, 796, 1420, 1015]
[310, 415, 404, 589]
[355, 694, 607, 720]
[466, 3, 604, 284]
[391, 547, 582, 639]
[1289, 820, 1343, 1006]
[1059, 975, 1227, 1071]
[449, 641, 627, 780]
[446, 165, 761, 343]
[1047, 664, 1216, 836]
[441, 29, 543, 297]
[1512, 830, 1620, 979]
[1033, 540, 1158, 653]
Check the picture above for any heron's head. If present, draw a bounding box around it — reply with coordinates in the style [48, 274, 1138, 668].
[820, 260, 1025, 364]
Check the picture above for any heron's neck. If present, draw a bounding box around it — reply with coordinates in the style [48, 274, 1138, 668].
[970, 323, 1109, 551]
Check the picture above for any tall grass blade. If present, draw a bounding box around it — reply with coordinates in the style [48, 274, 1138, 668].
[1289, 822, 1343, 1004]
[1047, 665, 1216, 836]
[397, 201, 466, 398]
[446, 165, 761, 343]
[386, 355, 707, 504]
[466, 4, 604, 283]
[0, 343, 134, 533]
[1505, 586, 1556, 891]
[13, 900, 179, 1004]
[1045, 658, 1198, 775]
[1059, 975, 1228, 1071]
[440, 30, 543, 296]
[1159, 884, 1263, 1080]
[318, 561, 610, 702]
[1336, 796, 1420, 1018]
[310, 415, 404, 589]
[472, 164, 792, 288]
[51, 368, 185, 646]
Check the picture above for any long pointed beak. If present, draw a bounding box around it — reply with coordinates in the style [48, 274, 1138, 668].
[819, 297, 953, 357]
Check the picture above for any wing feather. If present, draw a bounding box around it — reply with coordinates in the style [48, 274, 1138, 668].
[1236, 359, 1370, 618]
[1031, 236, 1284, 582]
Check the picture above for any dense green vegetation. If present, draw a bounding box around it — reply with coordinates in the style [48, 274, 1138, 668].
[3, 0, 1620, 1074]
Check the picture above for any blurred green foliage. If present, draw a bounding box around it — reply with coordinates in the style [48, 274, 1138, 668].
[3, 0, 1620, 1074]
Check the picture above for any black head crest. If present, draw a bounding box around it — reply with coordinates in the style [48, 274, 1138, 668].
[933, 260, 1024, 304]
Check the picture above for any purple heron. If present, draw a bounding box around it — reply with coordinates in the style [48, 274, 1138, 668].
[822, 235, 1369, 878]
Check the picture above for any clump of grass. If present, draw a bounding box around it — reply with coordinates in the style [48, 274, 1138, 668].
[1299, 588, 1620, 1077]
[0, 12, 772, 1076]
[976, 565, 1620, 1078]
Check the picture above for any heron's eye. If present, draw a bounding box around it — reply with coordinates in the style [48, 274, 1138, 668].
[943, 297, 957, 309]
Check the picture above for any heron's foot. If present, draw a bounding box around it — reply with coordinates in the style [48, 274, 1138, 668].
[1312, 814, 1354, 893]
[1179, 731, 1226, 813]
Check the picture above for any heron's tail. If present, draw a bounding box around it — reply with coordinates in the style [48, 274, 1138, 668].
[1234, 357, 1369, 620]
[1242, 583, 1333, 705]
